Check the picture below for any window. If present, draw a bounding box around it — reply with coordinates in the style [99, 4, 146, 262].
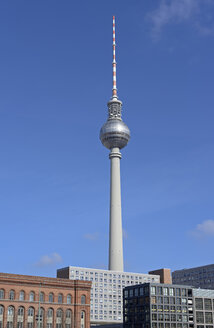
[67, 294, 72, 304]
[65, 310, 72, 328]
[7, 307, 14, 316]
[66, 310, 72, 318]
[205, 312, 213, 324]
[28, 307, 34, 317]
[151, 297, 156, 304]
[182, 289, 187, 297]
[49, 293, 53, 303]
[0, 305, 4, 315]
[163, 288, 168, 296]
[0, 305, 4, 327]
[81, 311, 85, 328]
[18, 307, 24, 316]
[81, 295, 86, 304]
[169, 288, 174, 296]
[39, 292, 44, 302]
[9, 290, 15, 300]
[195, 298, 203, 310]
[29, 292, 35, 302]
[56, 309, 63, 328]
[0, 290, 4, 300]
[151, 287, 156, 295]
[47, 308, 53, 318]
[58, 294, 63, 303]
[7, 306, 14, 327]
[134, 288, 139, 296]
[37, 307, 44, 327]
[176, 289, 181, 296]
[57, 309, 62, 318]
[19, 291, 25, 301]
[204, 299, 212, 311]
[196, 311, 204, 323]
[157, 287, 162, 295]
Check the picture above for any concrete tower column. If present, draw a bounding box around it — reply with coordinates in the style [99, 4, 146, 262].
[109, 147, 123, 271]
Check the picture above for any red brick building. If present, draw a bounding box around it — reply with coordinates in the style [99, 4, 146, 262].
[0, 272, 91, 328]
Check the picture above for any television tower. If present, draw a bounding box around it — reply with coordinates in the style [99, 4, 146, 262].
[100, 16, 130, 272]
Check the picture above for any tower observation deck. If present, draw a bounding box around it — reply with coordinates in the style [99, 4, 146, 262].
[100, 16, 130, 272]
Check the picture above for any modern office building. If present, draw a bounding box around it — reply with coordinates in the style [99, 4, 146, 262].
[172, 264, 214, 290]
[57, 266, 160, 325]
[0, 272, 91, 328]
[123, 282, 214, 328]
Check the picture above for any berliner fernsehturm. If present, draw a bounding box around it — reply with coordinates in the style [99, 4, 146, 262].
[100, 17, 130, 272]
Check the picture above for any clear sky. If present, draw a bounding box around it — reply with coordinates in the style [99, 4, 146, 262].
[0, 0, 214, 278]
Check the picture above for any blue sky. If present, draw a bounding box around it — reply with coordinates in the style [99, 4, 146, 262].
[0, 0, 214, 278]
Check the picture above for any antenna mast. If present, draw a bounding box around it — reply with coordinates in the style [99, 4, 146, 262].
[112, 16, 117, 99]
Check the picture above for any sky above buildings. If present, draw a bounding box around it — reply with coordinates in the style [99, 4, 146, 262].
[0, 0, 214, 278]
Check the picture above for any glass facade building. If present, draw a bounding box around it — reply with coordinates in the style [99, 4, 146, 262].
[123, 283, 214, 328]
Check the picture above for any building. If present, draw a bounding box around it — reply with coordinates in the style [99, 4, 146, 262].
[149, 269, 172, 284]
[57, 266, 160, 325]
[0, 272, 91, 328]
[172, 264, 214, 290]
[123, 282, 214, 328]
[193, 288, 214, 326]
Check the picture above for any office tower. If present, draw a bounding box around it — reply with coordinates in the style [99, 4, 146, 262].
[100, 16, 130, 272]
[172, 264, 214, 290]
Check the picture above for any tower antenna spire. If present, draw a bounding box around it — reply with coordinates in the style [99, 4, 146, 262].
[112, 16, 117, 99]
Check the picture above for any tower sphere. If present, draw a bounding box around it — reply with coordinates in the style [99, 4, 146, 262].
[100, 98, 130, 150]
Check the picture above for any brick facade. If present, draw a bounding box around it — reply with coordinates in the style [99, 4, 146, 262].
[0, 272, 91, 328]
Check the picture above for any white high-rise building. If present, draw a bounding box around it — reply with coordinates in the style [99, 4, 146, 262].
[57, 266, 160, 324]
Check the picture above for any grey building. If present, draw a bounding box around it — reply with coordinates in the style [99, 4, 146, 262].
[123, 282, 214, 328]
[172, 264, 214, 290]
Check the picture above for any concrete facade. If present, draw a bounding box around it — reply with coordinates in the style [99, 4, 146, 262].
[0, 272, 91, 328]
[57, 266, 160, 325]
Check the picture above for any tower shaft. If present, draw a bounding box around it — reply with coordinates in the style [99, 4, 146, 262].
[109, 147, 123, 271]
